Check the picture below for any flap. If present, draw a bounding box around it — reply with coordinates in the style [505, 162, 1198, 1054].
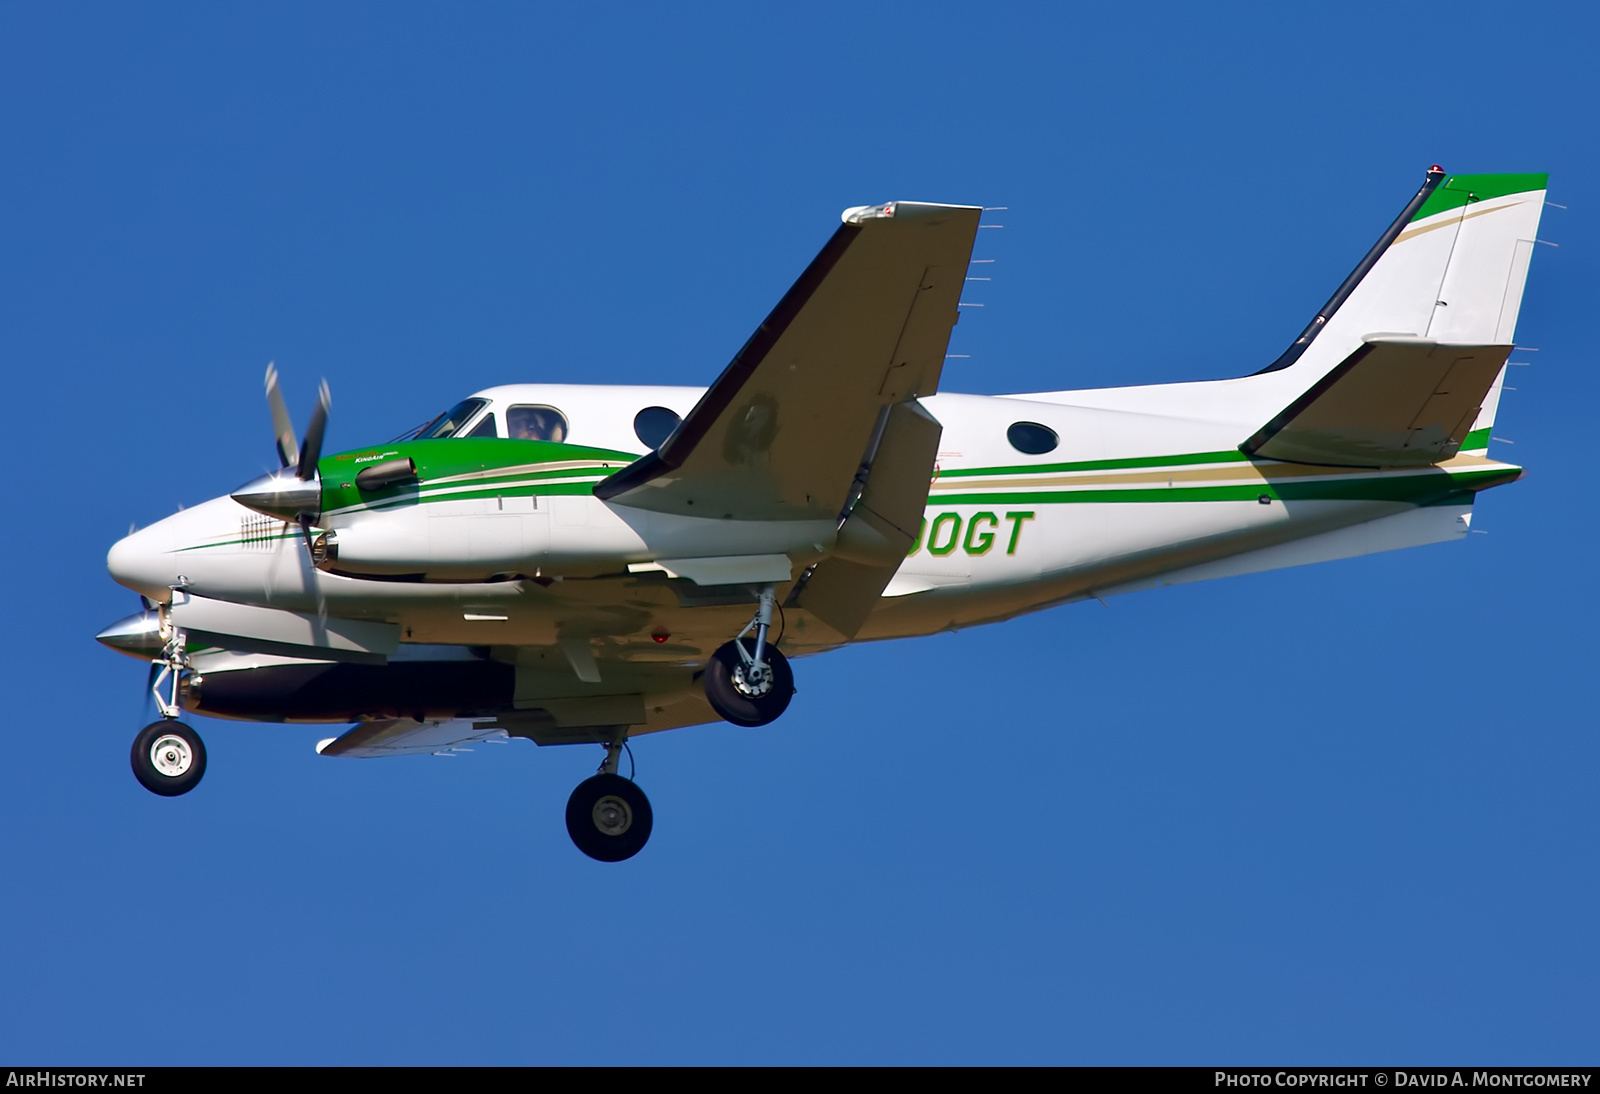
[595, 201, 981, 521]
[1242, 339, 1513, 467]
[791, 399, 942, 638]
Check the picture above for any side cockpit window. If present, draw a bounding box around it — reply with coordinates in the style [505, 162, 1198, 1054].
[465, 413, 498, 438]
[507, 405, 569, 442]
[417, 398, 488, 439]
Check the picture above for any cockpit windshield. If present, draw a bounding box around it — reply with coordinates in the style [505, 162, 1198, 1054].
[414, 398, 489, 440]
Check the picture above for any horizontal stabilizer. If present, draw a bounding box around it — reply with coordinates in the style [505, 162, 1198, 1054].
[1242, 339, 1512, 467]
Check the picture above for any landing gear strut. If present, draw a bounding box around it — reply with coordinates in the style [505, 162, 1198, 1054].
[131, 614, 207, 797]
[703, 584, 793, 727]
[565, 735, 652, 862]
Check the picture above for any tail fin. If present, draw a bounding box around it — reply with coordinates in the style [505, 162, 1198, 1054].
[1242, 170, 1547, 466]
[1258, 170, 1548, 378]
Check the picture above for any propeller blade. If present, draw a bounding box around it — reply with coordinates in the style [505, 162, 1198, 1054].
[296, 380, 331, 481]
[265, 362, 299, 470]
[141, 659, 161, 722]
[298, 514, 328, 618]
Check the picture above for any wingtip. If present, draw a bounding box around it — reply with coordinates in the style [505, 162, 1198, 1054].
[841, 201, 895, 224]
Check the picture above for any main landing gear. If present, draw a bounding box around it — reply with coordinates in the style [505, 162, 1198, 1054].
[131, 619, 207, 797]
[566, 735, 652, 862]
[703, 584, 793, 727]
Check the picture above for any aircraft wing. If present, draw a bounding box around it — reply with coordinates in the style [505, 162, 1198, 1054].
[316, 718, 512, 758]
[316, 692, 723, 757]
[594, 201, 982, 522]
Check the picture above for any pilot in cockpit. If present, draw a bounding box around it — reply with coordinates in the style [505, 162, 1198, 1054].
[507, 405, 568, 443]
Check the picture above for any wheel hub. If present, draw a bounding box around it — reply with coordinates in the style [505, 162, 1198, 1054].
[149, 734, 192, 778]
[592, 794, 633, 837]
[731, 661, 772, 698]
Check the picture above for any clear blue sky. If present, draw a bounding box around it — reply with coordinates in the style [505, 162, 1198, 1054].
[2, 1, 1594, 1065]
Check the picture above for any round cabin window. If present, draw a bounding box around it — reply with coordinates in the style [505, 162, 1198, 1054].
[1006, 421, 1059, 455]
[633, 406, 682, 450]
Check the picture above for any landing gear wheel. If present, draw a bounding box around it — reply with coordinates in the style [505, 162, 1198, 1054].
[131, 720, 207, 797]
[565, 773, 653, 862]
[704, 639, 793, 727]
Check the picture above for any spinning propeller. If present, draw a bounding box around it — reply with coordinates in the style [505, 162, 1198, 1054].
[232, 362, 333, 562]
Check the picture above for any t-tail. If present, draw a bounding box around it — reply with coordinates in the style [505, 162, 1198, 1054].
[1241, 168, 1548, 468]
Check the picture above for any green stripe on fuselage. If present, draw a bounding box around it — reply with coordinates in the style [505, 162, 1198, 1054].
[935, 464, 1519, 507]
[319, 437, 638, 515]
[935, 449, 1250, 479]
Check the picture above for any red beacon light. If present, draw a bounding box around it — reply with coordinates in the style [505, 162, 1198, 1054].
[651, 629, 670, 644]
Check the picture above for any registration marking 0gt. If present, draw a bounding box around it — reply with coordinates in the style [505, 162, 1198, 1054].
[908, 511, 1034, 557]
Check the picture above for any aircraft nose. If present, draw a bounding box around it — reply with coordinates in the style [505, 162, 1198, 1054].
[107, 522, 179, 601]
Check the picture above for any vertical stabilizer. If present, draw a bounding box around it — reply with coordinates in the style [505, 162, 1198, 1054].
[1257, 171, 1547, 386]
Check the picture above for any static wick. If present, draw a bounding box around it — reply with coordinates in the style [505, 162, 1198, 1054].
[1545, 201, 1567, 209]
[965, 277, 991, 281]
[945, 354, 971, 359]
[983, 207, 1009, 211]
[957, 303, 985, 308]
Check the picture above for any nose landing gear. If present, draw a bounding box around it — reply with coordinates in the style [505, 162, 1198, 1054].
[131, 616, 207, 797]
[565, 735, 653, 862]
[131, 719, 207, 797]
[703, 584, 794, 727]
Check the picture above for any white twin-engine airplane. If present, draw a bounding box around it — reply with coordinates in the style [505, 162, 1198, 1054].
[100, 167, 1548, 860]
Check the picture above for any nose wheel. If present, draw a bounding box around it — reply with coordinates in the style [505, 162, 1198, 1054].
[131, 720, 207, 796]
[130, 615, 207, 796]
[566, 772, 653, 862]
[565, 735, 652, 862]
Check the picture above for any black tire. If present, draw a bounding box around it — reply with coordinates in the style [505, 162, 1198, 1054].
[565, 773, 653, 862]
[131, 720, 207, 797]
[703, 639, 794, 727]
